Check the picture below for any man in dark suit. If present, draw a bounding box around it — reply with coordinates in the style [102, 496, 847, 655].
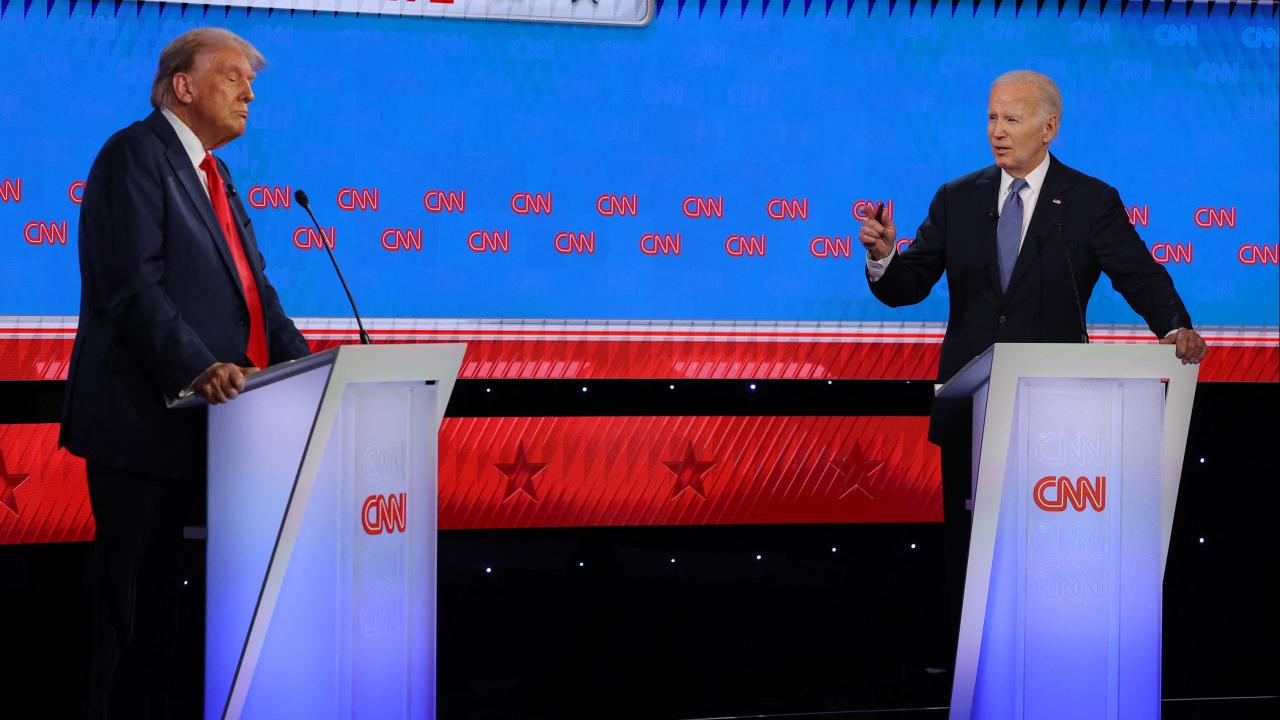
[858, 70, 1206, 665]
[60, 28, 310, 718]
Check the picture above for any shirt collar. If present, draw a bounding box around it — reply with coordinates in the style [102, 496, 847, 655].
[160, 107, 208, 170]
[1000, 151, 1052, 197]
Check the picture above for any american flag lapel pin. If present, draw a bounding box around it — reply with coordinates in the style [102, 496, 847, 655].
[1052, 198, 1062, 205]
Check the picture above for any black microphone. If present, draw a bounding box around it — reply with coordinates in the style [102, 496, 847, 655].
[294, 189, 372, 345]
[987, 209, 997, 221]
[1057, 217, 1089, 344]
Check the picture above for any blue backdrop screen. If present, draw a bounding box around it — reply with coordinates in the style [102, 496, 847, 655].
[1, 3, 1276, 328]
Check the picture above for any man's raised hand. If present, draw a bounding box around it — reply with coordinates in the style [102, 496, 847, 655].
[859, 202, 896, 261]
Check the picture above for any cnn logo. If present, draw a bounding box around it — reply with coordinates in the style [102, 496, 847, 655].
[362, 492, 407, 535]
[1033, 475, 1106, 512]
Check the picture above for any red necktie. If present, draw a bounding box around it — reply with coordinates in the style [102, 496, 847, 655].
[200, 152, 269, 369]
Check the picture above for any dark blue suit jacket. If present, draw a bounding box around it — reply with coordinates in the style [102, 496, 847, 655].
[60, 110, 310, 478]
[867, 155, 1193, 440]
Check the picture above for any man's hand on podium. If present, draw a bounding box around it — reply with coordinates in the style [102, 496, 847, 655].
[1160, 327, 1207, 365]
[193, 362, 261, 404]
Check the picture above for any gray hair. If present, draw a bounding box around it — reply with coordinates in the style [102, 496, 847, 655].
[150, 28, 265, 110]
[992, 70, 1062, 124]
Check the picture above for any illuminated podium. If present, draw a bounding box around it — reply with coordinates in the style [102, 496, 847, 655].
[937, 344, 1199, 720]
[176, 344, 464, 720]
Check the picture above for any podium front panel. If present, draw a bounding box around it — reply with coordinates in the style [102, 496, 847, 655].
[969, 378, 1164, 720]
[237, 381, 437, 719]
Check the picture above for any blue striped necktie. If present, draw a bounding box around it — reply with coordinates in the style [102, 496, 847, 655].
[997, 177, 1029, 292]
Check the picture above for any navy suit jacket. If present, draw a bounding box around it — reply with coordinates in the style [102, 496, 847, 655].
[868, 155, 1193, 439]
[60, 110, 310, 478]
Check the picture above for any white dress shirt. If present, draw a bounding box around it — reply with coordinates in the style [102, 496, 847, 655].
[160, 107, 212, 199]
[867, 152, 1052, 280]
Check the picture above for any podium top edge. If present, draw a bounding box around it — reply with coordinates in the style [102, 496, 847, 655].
[935, 343, 1196, 399]
[166, 348, 340, 409]
[166, 342, 468, 409]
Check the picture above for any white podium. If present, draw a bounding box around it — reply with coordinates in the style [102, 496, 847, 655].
[937, 344, 1199, 720]
[176, 344, 464, 720]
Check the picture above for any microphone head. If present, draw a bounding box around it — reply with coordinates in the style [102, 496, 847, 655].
[294, 189, 310, 209]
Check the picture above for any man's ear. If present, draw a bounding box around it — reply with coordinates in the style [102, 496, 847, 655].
[171, 73, 193, 105]
[1043, 114, 1059, 145]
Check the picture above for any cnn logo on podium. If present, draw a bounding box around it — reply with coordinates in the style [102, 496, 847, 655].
[1033, 475, 1106, 512]
[362, 492, 407, 535]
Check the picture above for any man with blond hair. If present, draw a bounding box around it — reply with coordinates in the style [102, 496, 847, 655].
[61, 28, 309, 716]
[858, 70, 1205, 667]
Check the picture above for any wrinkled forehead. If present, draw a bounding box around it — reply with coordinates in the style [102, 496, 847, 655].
[988, 83, 1039, 112]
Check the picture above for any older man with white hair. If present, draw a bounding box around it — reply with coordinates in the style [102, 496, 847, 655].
[858, 70, 1205, 667]
[61, 28, 310, 717]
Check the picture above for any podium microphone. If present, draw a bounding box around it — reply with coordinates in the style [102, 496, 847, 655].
[1056, 217, 1089, 345]
[294, 189, 372, 345]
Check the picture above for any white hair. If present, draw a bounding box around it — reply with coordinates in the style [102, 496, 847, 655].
[992, 70, 1062, 123]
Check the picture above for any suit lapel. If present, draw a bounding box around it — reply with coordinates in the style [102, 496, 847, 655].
[1005, 155, 1073, 300]
[144, 112, 247, 305]
[974, 167, 1003, 298]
